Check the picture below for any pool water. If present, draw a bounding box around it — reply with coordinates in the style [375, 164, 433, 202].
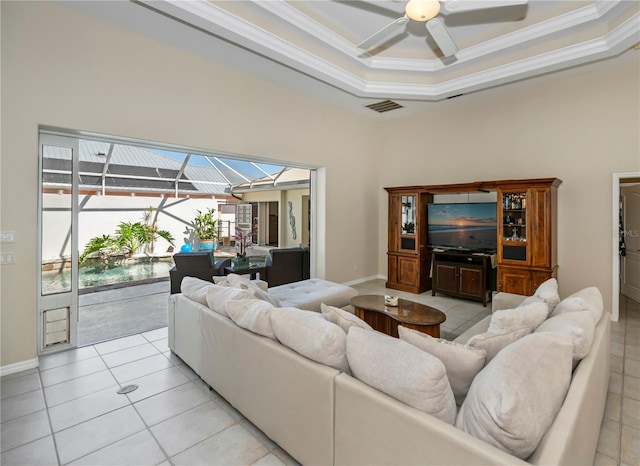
[42, 258, 175, 295]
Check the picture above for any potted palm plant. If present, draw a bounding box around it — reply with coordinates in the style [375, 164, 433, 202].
[193, 208, 218, 251]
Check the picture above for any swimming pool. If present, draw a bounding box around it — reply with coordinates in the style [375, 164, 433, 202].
[41, 257, 175, 295]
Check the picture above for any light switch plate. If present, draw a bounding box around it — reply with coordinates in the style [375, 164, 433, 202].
[0, 253, 15, 264]
[0, 231, 15, 243]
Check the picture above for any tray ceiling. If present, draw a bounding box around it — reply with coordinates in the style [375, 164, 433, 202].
[63, 0, 640, 117]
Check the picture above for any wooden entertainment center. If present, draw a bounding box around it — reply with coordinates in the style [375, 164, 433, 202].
[385, 178, 561, 300]
[431, 250, 494, 306]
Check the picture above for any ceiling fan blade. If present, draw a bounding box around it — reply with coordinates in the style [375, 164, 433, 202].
[442, 0, 528, 14]
[357, 16, 410, 50]
[426, 18, 458, 57]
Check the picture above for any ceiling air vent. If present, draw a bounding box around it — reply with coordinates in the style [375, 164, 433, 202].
[365, 100, 403, 113]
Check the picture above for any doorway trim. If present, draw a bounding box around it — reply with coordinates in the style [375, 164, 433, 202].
[612, 171, 640, 322]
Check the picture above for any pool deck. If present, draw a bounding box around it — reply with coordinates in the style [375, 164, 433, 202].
[76, 246, 271, 346]
[78, 279, 170, 347]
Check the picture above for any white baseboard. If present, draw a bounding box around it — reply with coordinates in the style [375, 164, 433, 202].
[343, 274, 386, 287]
[0, 358, 39, 377]
[622, 285, 640, 304]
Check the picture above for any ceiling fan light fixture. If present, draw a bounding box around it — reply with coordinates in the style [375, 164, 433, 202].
[405, 0, 441, 22]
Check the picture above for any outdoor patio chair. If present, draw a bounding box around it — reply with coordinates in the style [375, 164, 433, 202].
[169, 251, 231, 294]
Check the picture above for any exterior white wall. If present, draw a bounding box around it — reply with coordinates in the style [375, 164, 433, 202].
[283, 189, 309, 248]
[240, 188, 310, 248]
[42, 193, 224, 262]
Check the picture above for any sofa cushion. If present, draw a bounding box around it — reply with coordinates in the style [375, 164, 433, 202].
[398, 326, 486, 405]
[226, 273, 281, 307]
[535, 311, 595, 367]
[180, 276, 212, 305]
[550, 287, 604, 324]
[268, 279, 358, 312]
[488, 301, 549, 333]
[321, 303, 373, 333]
[269, 307, 349, 372]
[466, 327, 533, 363]
[519, 278, 560, 314]
[212, 276, 231, 286]
[346, 327, 457, 425]
[226, 299, 277, 340]
[456, 333, 573, 459]
[205, 285, 253, 317]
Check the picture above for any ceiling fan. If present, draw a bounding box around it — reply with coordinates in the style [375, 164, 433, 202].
[357, 0, 529, 57]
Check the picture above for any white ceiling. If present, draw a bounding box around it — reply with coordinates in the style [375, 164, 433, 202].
[64, 1, 640, 118]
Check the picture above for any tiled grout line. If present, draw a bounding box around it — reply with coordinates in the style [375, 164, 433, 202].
[85, 330, 278, 466]
[49, 336, 186, 465]
[598, 295, 640, 466]
[6, 290, 636, 465]
[620, 297, 640, 466]
[615, 299, 626, 465]
[38, 362, 63, 466]
[27, 333, 170, 464]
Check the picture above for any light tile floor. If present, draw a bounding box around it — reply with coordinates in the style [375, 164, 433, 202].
[594, 294, 640, 466]
[1, 280, 638, 465]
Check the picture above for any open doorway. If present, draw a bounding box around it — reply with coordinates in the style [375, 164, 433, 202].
[612, 172, 640, 322]
[39, 128, 316, 352]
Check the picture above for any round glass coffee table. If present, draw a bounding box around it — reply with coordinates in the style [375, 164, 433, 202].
[350, 295, 446, 338]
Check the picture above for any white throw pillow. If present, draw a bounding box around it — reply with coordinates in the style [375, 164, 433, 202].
[535, 311, 595, 367]
[226, 299, 277, 340]
[456, 333, 573, 459]
[269, 307, 349, 372]
[321, 303, 373, 333]
[212, 276, 231, 286]
[488, 301, 549, 333]
[398, 326, 486, 405]
[180, 276, 212, 305]
[205, 285, 253, 316]
[551, 287, 604, 324]
[226, 273, 281, 307]
[346, 327, 457, 425]
[519, 278, 560, 314]
[466, 327, 533, 363]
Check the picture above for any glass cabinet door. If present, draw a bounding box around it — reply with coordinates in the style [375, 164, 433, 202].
[500, 190, 528, 263]
[502, 192, 527, 243]
[400, 195, 417, 251]
[401, 195, 416, 235]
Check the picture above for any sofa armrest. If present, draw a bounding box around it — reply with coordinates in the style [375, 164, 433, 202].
[492, 292, 527, 312]
[253, 279, 268, 292]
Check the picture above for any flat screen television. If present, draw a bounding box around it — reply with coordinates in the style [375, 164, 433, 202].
[427, 202, 497, 252]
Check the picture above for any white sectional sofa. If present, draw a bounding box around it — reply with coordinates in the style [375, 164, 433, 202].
[168, 281, 610, 466]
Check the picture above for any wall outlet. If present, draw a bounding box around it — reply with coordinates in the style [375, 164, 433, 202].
[0, 253, 15, 264]
[0, 231, 15, 243]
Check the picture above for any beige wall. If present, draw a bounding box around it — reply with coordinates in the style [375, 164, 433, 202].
[0, 1, 379, 367]
[377, 52, 640, 306]
[1, 1, 638, 368]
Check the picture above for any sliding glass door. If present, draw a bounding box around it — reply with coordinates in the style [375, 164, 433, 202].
[38, 133, 79, 353]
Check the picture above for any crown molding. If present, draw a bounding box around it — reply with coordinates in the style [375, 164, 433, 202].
[140, 0, 640, 101]
[369, 0, 624, 71]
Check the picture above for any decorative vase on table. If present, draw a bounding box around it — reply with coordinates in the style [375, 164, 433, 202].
[233, 255, 249, 269]
[233, 227, 253, 270]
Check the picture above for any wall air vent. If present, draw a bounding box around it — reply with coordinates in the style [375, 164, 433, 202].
[365, 100, 403, 113]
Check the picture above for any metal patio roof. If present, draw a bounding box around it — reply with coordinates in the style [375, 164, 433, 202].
[42, 141, 286, 196]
